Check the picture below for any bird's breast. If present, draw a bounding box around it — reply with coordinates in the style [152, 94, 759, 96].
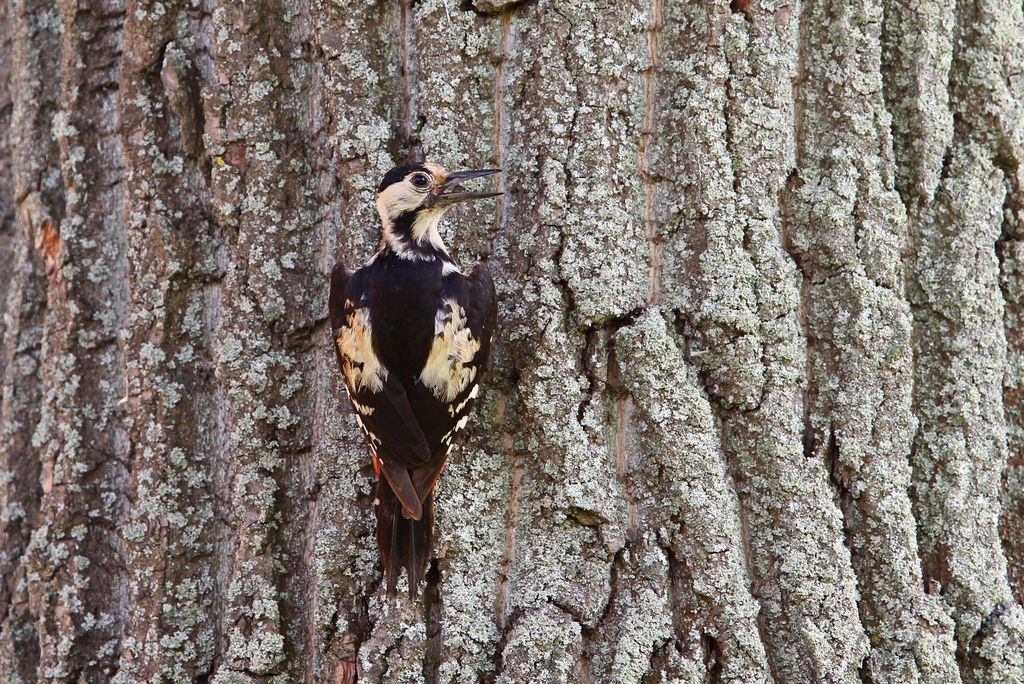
[367, 257, 447, 380]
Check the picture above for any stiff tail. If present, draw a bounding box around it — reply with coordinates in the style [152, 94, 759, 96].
[375, 479, 434, 597]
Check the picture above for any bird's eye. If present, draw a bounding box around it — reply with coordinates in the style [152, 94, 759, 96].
[410, 173, 431, 189]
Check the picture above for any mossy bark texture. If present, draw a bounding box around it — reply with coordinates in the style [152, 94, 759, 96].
[1, 0, 1023, 682]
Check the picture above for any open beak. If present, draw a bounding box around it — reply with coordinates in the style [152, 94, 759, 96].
[428, 168, 502, 208]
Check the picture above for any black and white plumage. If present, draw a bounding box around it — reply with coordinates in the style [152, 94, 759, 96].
[329, 162, 499, 596]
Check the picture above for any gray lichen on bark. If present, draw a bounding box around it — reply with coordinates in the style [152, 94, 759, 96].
[0, 0, 1023, 682]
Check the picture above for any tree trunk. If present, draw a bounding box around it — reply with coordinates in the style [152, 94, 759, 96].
[1, 0, 1023, 682]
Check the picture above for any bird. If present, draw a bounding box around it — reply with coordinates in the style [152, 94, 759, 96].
[329, 162, 500, 596]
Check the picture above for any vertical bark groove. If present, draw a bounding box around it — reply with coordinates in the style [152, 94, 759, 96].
[23, 2, 132, 680]
[1, 0, 1023, 681]
[900, 0, 1024, 680]
[787, 0, 963, 681]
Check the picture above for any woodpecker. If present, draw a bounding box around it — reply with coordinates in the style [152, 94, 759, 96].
[329, 162, 499, 596]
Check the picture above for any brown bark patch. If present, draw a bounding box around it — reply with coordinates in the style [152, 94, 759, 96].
[33, 220, 61, 283]
[223, 142, 248, 170]
[730, 0, 752, 16]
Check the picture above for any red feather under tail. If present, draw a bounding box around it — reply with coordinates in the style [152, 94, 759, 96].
[375, 479, 434, 597]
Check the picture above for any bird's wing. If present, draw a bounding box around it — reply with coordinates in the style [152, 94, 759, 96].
[466, 260, 498, 362]
[330, 261, 429, 519]
[461, 260, 497, 412]
[411, 261, 497, 501]
[328, 261, 351, 334]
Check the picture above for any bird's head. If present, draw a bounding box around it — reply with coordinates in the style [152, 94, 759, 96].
[375, 163, 500, 256]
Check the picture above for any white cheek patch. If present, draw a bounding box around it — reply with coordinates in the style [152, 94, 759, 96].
[376, 182, 425, 223]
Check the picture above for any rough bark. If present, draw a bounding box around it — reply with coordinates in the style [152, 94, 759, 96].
[0, 0, 1022, 682]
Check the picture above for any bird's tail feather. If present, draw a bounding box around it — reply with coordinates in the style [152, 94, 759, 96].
[376, 479, 434, 597]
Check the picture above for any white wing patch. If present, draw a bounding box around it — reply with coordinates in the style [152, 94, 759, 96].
[355, 414, 382, 447]
[441, 413, 472, 445]
[336, 307, 387, 393]
[420, 298, 481, 403]
[449, 383, 480, 416]
[351, 398, 375, 415]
